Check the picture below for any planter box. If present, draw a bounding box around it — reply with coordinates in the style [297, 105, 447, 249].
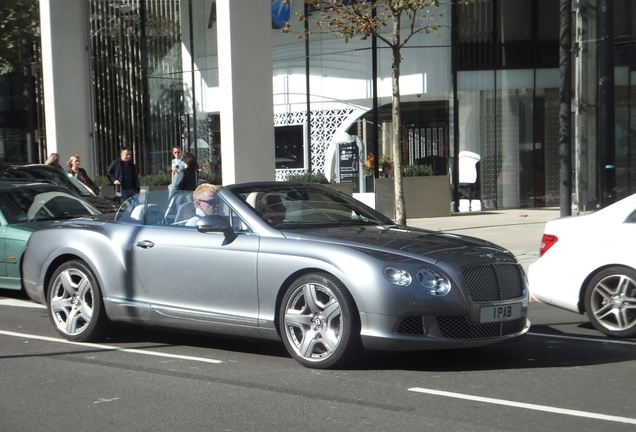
[147, 185, 169, 192]
[327, 182, 353, 196]
[375, 175, 451, 219]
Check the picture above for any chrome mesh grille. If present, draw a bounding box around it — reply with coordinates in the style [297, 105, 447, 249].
[461, 264, 524, 302]
[397, 316, 424, 335]
[437, 316, 526, 339]
[394, 264, 526, 339]
[396, 315, 526, 338]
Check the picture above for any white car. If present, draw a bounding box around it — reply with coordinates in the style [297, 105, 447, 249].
[529, 193, 636, 338]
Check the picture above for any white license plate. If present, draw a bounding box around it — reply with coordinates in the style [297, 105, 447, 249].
[480, 303, 522, 323]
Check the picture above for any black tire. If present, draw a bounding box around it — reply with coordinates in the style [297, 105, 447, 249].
[47, 259, 109, 342]
[279, 272, 362, 369]
[583, 266, 636, 338]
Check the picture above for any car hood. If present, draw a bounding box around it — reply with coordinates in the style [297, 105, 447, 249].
[283, 224, 515, 264]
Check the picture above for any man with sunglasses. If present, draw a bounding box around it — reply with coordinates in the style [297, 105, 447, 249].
[186, 183, 219, 226]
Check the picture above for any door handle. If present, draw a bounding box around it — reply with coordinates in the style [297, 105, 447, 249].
[135, 240, 155, 249]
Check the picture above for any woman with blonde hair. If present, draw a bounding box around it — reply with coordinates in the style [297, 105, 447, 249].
[67, 155, 98, 194]
[45, 153, 62, 168]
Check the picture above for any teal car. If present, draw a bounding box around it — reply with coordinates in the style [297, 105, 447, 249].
[0, 181, 101, 291]
[0, 164, 118, 213]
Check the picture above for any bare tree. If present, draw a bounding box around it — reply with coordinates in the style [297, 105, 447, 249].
[285, 0, 453, 224]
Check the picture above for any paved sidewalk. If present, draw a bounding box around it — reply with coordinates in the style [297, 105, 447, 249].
[407, 208, 562, 272]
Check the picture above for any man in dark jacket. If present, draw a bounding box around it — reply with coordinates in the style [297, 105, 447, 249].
[106, 147, 140, 200]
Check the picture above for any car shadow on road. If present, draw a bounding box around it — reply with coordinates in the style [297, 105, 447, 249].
[105, 322, 636, 372]
[106, 324, 291, 359]
[0, 288, 30, 300]
[3, 289, 633, 371]
[359, 328, 636, 372]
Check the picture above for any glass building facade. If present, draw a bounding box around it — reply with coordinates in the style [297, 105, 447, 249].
[4, 0, 634, 212]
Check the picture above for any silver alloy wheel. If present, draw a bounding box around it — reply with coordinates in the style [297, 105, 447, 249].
[587, 273, 636, 334]
[283, 281, 342, 363]
[49, 266, 95, 337]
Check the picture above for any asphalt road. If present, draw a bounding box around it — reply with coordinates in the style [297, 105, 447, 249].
[1, 289, 635, 432]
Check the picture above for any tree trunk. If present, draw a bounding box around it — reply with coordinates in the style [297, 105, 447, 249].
[391, 13, 406, 225]
[559, 0, 572, 217]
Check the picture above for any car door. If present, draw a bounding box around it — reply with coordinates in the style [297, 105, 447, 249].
[0, 225, 27, 290]
[0, 225, 6, 278]
[619, 207, 636, 262]
[131, 213, 260, 326]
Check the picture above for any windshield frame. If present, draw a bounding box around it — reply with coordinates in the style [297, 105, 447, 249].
[227, 182, 395, 229]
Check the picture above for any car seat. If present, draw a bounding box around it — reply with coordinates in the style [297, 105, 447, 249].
[174, 202, 196, 224]
[164, 192, 194, 224]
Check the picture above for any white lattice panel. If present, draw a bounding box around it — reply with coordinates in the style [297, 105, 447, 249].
[480, 90, 520, 209]
[274, 108, 355, 180]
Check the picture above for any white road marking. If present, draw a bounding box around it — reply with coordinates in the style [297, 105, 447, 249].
[0, 330, 222, 364]
[408, 387, 636, 425]
[0, 298, 45, 308]
[529, 331, 636, 346]
[94, 398, 120, 404]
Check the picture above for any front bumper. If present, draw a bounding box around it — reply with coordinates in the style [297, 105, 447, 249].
[359, 311, 530, 351]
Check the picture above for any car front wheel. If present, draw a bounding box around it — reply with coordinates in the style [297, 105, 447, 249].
[584, 266, 636, 338]
[279, 272, 362, 369]
[47, 259, 108, 342]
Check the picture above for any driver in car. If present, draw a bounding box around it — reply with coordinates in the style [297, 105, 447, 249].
[186, 183, 219, 226]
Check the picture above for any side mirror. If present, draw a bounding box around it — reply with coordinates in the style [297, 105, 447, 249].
[196, 215, 237, 242]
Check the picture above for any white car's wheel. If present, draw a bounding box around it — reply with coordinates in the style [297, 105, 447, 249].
[279, 272, 362, 368]
[47, 260, 109, 342]
[584, 266, 636, 338]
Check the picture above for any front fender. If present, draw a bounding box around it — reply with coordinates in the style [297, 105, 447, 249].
[256, 238, 463, 329]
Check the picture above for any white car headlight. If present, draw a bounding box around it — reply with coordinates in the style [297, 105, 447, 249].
[384, 266, 412, 287]
[416, 268, 451, 296]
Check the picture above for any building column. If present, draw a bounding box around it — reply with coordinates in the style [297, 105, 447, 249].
[39, 0, 94, 175]
[216, 0, 275, 183]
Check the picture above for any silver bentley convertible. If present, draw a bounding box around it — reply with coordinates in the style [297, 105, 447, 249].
[22, 182, 530, 368]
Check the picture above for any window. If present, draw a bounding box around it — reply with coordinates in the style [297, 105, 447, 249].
[456, 0, 559, 69]
[275, 125, 305, 169]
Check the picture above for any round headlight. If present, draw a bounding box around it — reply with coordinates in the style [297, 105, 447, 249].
[416, 268, 451, 296]
[384, 266, 412, 287]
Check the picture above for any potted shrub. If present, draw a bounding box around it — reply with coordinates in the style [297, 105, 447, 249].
[375, 162, 450, 219]
[287, 171, 353, 195]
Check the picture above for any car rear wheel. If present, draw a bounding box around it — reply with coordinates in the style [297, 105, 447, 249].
[47, 259, 108, 342]
[584, 266, 636, 338]
[279, 272, 362, 369]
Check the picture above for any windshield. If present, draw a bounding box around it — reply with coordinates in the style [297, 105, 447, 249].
[66, 174, 96, 197]
[104, 184, 394, 229]
[0, 186, 101, 224]
[232, 183, 394, 229]
[0, 165, 94, 198]
[110, 189, 168, 225]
